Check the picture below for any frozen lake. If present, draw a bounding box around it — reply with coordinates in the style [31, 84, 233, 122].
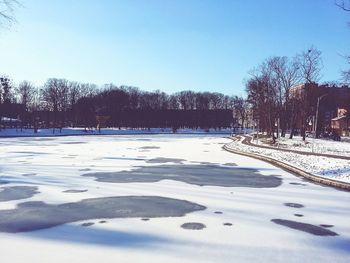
[0, 135, 349, 263]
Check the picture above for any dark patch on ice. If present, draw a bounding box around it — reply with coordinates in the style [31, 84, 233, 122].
[0, 186, 39, 202]
[22, 173, 37, 176]
[139, 146, 160, 149]
[284, 203, 304, 208]
[289, 182, 307, 186]
[190, 161, 220, 165]
[79, 168, 91, 172]
[0, 180, 9, 185]
[82, 164, 282, 188]
[33, 138, 56, 141]
[199, 162, 219, 165]
[102, 157, 145, 161]
[141, 218, 150, 221]
[203, 150, 209, 152]
[63, 189, 88, 193]
[10, 151, 50, 155]
[271, 219, 338, 236]
[223, 163, 237, 166]
[214, 211, 223, 214]
[99, 220, 107, 224]
[181, 222, 206, 230]
[223, 222, 233, 226]
[0, 196, 205, 233]
[320, 224, 334, 228]
[294, 214, 304, 217]
[68, 154, 78, 157]
[81, 222, 94, 227]
[61, 142, 87, 145]
[146, 158, 185, 164]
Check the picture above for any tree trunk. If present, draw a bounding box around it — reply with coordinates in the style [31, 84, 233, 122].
[289, 127, 294, 139]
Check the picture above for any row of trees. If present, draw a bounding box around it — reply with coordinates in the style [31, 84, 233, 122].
[244, 47, 324, 141]
[241, 2, 350, 141]
[0, 77, 241, 131]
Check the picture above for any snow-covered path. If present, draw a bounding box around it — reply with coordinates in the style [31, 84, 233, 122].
[0, 135, 349, 263]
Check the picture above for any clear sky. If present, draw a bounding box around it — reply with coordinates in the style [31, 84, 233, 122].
[0, 0, 349, 95]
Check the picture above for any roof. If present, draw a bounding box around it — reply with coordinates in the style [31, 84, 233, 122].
[331, 116, 347, 121]
[1, 117, 21, 122]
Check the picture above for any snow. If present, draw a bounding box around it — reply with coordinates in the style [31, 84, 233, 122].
[1, 117, 21, 122]
[250, 134, 350, 157]
[0, 135, 349, 263]
[227, 136, 350, 183]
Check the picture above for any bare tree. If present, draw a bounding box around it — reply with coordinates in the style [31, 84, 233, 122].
[0, 0, 20, 26]
[336, 2, 350, 83]
[246, 60, 280, 142]
[41, 78, 69, 132]
[0, 75, 13, 104]
[232, 96, 248, 131]
[209, 92, 225, 110]
[342, 55, 350, 84]
[80, 83, 97, 97]
[15, 81, 35, 111]
[168, 94, 179, 110]
[177, 91, 196, 110]
[67, 81, 81, 108]
[295, 47, 323, 140]
[297, 47, 323, 84]
[268, 56, 302, 137]
[14, 81, 39, 130]
[335, 0, 350, 11]
[195, 92, 211, 110]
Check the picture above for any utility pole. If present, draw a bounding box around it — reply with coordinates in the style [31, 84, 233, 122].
[314, 94, 328, 139]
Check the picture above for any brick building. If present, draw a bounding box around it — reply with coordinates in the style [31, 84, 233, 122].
[290, 83, 350, 136]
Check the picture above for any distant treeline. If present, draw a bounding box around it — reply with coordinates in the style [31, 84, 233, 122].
[0, 77, 237, 130]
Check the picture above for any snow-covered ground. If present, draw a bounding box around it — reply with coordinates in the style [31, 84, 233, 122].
[0, 127, 232, 137]
[227, 136, 350, 183]
[0, 135, 349, 263]
[250, 134, 350, 157]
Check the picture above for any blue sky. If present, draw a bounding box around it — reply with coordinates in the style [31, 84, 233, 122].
[0, 0, 349, 95]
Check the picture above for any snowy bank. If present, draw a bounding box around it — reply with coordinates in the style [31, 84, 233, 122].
[250, 134, 350, 158]
[226, 136, 350, 183]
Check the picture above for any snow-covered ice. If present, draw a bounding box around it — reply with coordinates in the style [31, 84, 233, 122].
[0, 135, 349, 263]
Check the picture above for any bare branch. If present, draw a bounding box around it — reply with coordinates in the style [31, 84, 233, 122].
[0, 0, 21, 26]
[335, 0, 350, 11]
[297, 46, 323, 84]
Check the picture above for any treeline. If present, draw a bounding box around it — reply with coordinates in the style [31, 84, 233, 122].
[235, 47, 331, 141]
[249, 47, 324, 141]
[0, 77, 237, 131]
[236, 46, 350, 141]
